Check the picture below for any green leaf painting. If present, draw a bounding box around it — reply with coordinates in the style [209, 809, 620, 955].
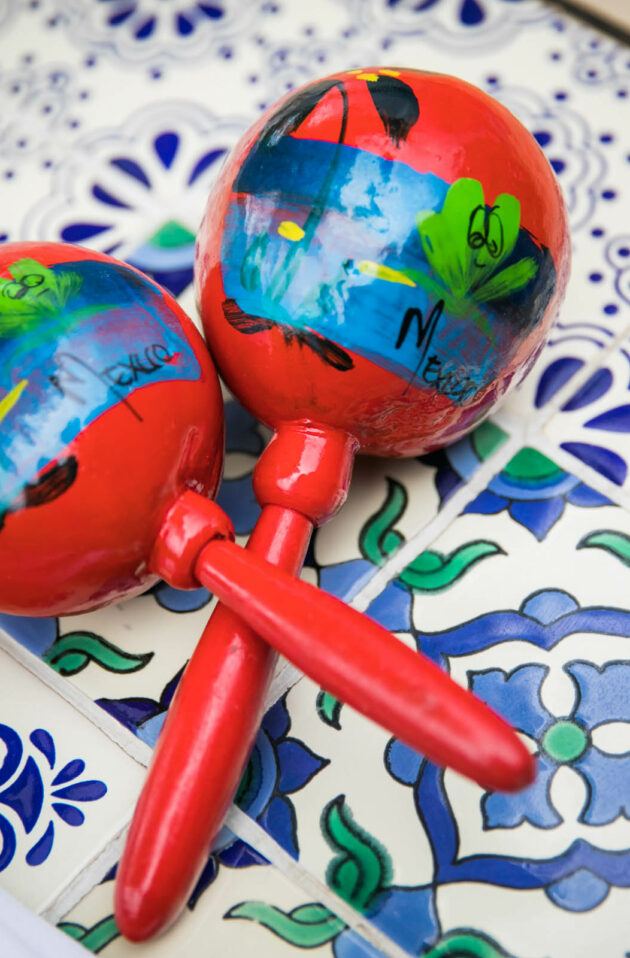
[359, 476, 504, 591]
[424, 930, 516, 958]
[316, 689, 343, 730]
[322, 795, 391, 912]
[58, 916, 120, 953]
[43, 632, 153, 677]
[0, 258, 83, 335]
[414, 178, 538, 306]
[225, 901, 346, 947]
[578, 530, 630, 566]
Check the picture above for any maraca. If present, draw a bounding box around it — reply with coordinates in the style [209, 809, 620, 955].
[117, 69, 569, 939]
[0, 242, 533, 937]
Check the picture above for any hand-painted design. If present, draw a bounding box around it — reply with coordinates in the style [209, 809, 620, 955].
[225, 901, 347, 949]
[491, 85, 607, 230]
[578, 529, 630, 565]
[150, 580, 211, 612]
[545, 349, 630, 486]
[0, 255, 201, 512]
[21, 103, 246, 297]
[223, 75, 554, 397]
[605, 234, 630, 307]
[228, 793, 440, 956]
[361, 0, 550, 53]
[0, 725, 106, 871]
[568, 24, 630, 89]
[97, 667, 184, 745]
[236, 696, 329, 859]
[0, 456, 77, 532]
[463, 447, 612, 540]
[61, 0, 247, 66]
[58, 916, 120, 954]
[422, 419, 507, 507]
[317, 690, 343, 730]
[359, 476, 504, 591]
[0, 63, 83, 162]
[42, 632, 153, 677]
[472, 661, 630, 829]
[227, 897, 515, 958]
[386, 588, 630, 913]
[0, 609, 153, 677]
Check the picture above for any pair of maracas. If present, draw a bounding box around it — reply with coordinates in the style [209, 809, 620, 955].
[0, 68, 569, 941]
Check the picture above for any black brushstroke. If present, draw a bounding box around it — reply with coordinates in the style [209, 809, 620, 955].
[0, 455, 78, 531]
[258, 78, 340, 149]
[222, 299, 354, 372]
[365, 75, 420, 147]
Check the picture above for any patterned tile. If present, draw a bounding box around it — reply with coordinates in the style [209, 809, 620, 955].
[0, 645, 144, 914]
[545, 333, 630, 491]
[1, 0, 630, 955]
[57, 849, 382, 958]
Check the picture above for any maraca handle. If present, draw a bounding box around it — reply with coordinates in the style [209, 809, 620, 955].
[115, 506, 312, 942]
[196, 539, 534, 793]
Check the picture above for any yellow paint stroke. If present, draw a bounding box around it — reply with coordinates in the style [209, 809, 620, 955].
[379, 69, 400, 77]
[357, 261, 417, 287]
[278, 221, 305, 242]
[0, 378, 27, 424]
[356, 73, 380, 82]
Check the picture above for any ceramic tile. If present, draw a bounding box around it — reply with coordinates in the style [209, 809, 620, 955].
[2, 0, 630, 955]
[0, 645, 145, 914]
[314, 420, 508, 605]
[57, 848, 384, 958]
[544, 332, 630, 490]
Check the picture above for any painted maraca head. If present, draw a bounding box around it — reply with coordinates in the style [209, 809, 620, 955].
[0, 243, 223, 616]
[196, 68, 570, 456]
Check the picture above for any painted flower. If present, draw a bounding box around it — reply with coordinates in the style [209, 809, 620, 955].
[472, 658, 630, 832]
[540, 348, 630, 488]
[62, 0, 244, 65]
[463, 446, 612, 539]
[24, 103, 245, 297]
[387, 589, 630, 913]
[0, 726, 106, 870]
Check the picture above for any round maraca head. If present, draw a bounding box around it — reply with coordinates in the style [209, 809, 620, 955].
[196, 68, 570, 457]
[0, 243, 223, 616]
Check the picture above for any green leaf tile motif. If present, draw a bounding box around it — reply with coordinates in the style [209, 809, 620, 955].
[322, 795, 392, 912]
[43, 632, 153, 676]
[578, 530, 630, 565]
[360, 477, 504, 591]
[225, 901, 346, 947]
[58, 915, 120, 953]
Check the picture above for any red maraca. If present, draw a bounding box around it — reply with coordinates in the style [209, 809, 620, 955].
[117, 69, 569, 939]
[0, 242, 533, 938]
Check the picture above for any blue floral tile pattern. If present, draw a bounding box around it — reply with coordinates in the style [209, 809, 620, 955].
[2, 1, 630, 956]
[0, 725, 106, 872]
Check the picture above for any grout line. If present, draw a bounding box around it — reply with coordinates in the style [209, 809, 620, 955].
[349, 433, 524, 612]
[224, 805, 409, 958]
[41, 820, 131, 926]
[0, 629, 152, 768]
[533, 431, 630, 509]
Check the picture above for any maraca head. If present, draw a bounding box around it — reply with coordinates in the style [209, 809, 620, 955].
[0, 243, 223, 616]
[196, 68, 570, 457]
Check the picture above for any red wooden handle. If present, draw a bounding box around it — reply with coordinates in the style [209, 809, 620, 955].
[115, 507, 312, 942]
[196, 538, 534, 794]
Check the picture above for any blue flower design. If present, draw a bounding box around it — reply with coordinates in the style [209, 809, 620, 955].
[473, 660, 630, 829]
[386, 589, 630, 912]
[463, 446, 612, 539]
[535, 352, 630, 487]
[333, 886, 438, 958]
[0, 726, 106, 870]
[95, 1, 227, 43]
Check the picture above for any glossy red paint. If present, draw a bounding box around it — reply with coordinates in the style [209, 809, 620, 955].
[116, 69, 570, 943]
[196, 67, 571, 456]
[0, 242, 224, 616]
